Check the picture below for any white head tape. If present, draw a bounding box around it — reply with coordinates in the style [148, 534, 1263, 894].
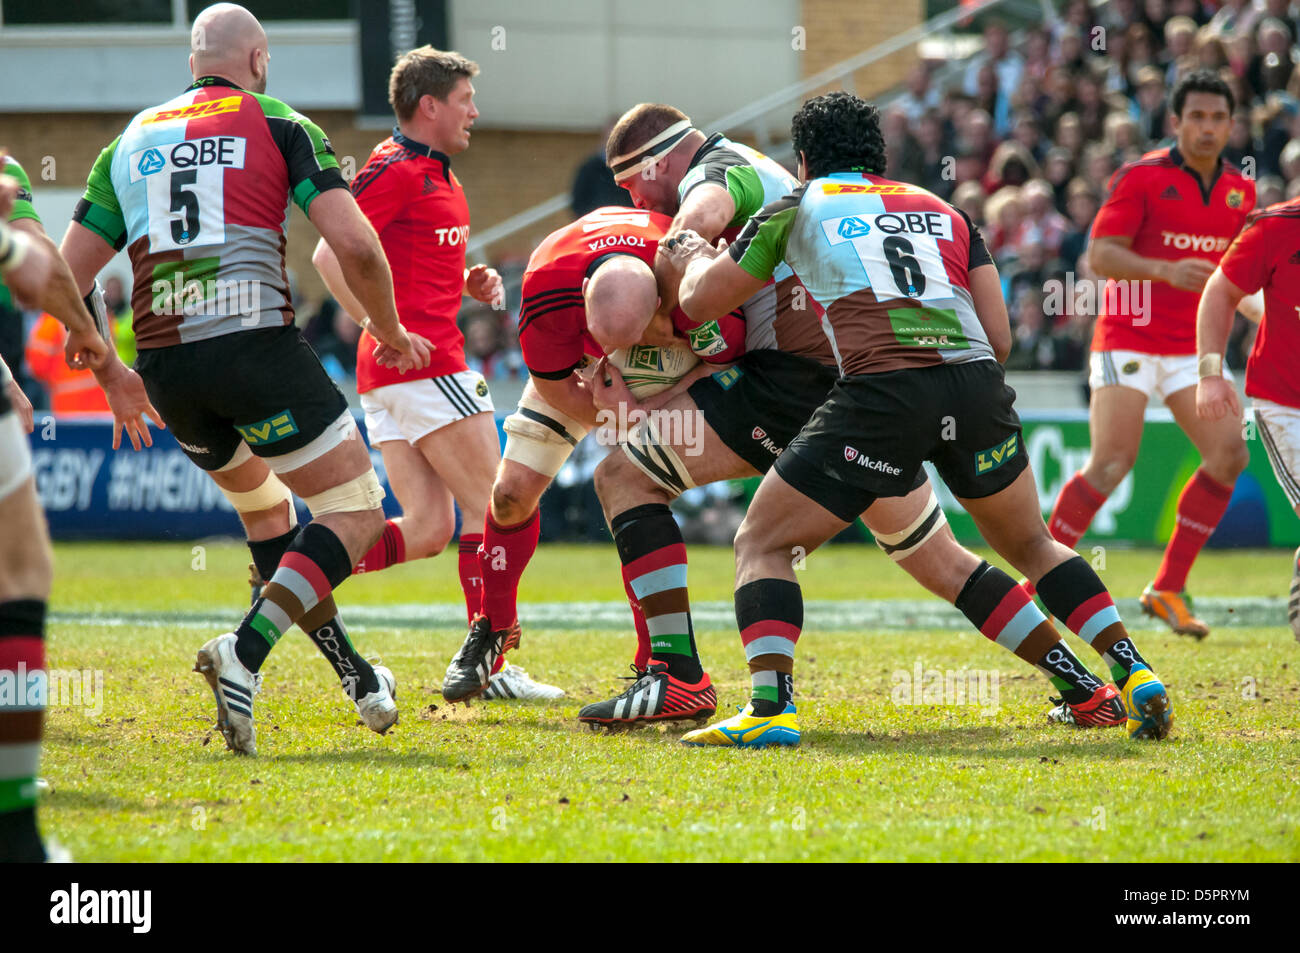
[609, 119, 695, 183]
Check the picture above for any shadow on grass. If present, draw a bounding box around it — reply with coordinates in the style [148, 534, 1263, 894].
[807, 725, 1147, 760]
[266, 748, 458, 768]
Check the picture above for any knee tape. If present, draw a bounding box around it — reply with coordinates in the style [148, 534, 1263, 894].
[873, 490, 948, 561]
[502, 410, 579, 479]
[621, 414, 696, 497]
[303, 469, 385, 516]
[220, 470, 295, 518]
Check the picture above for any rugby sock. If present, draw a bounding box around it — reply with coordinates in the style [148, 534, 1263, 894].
[235, 523, 353, 673]
[249, 531, 378, 696]
[457, 533, 484, 625]
[954, 562, 1102, 703]
[479, 509, 540, 630]
[611, 504, 702, 682]
[621, 568, 653, 670]
[353, 519, 405, 574]
[0, 599, 46, 863]
[1036, 556, 1151, 688]
[751, 670, 794, 712]
[735, 578, 802, 716]
[1048, 472, 1107, 549]
[1153, 468, 1234, 593]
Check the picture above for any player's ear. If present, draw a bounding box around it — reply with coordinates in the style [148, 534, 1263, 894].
[581, 276, 590, 299]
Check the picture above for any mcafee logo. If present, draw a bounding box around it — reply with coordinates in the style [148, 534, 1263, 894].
[844, 446, 858, 462]
[753, 427, 766, 441]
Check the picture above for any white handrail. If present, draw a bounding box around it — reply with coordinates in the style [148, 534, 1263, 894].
[466, 0, 1021, 257]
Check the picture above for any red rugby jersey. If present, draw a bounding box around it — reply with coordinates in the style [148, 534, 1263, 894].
[1090, 146, 1254, 356]
[1217, 199, 1300, 409]
[517, 206, 744, 379]
[351, 131, 471, 391]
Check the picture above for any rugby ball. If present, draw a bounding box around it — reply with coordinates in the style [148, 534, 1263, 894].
[606, 338, 701, 398]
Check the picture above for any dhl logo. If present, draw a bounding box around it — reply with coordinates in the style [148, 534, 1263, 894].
[143, 95, 242, 125]
[821, 183, 916, 195]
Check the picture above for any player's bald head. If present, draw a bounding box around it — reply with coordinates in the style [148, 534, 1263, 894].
[585, 255, 659, 351]
[190, 3, 269, 92]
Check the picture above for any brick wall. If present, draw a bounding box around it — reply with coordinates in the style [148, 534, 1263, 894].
[798, 0, 923, 99]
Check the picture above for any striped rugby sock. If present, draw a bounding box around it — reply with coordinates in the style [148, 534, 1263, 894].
[955, 562, 1102, 703]
[235, 523, 354, 673]
[0, 599, 46, 862]
[458, 533, 484, 626]
[621, 566, 653, 671]
[1036, 556, 1150, 688]
[1048, 472, 1106, 549]
[735, 578, 801, 716]
[249, 529, 376, 695]
[353, 519, 405, 574]
[479, 510, 540, 630]
[750, 669, 793, 711]
[1153, 468, 1233, 593]
[612, 504, 701, 681]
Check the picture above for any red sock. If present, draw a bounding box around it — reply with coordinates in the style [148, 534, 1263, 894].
[1154, 468, 1234, 592]
[621, 565, 652, 669]
[479, 510, 540, 628]
[1048, 472, 1107, 549]
[353, 520, 405, 575]
[457, 533, 484, 625]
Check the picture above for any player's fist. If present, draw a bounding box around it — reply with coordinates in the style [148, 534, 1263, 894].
[1196, 375, 1240, 421]
[1165, 258, 1215, 292]
[65, 327, 111, 372]
[465, 264, 504, 308]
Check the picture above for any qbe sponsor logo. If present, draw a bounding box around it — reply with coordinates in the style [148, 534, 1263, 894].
[129, 136, 247, 182]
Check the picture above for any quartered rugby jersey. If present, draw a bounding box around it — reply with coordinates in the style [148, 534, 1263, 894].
[518, 206, 744, 379]
[351, 130, 472, 391]
[679, 134, 834, 363]
[73, 76, 347, 350]
[730, 172, 995, 376]
[1217, 198, 1300, 409]
[1090, 145, 1254, 356]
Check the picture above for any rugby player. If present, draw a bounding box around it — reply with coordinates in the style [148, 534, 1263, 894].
[586, 104, 816, 684]
[1195, 198, 1300, 639]
[578, 113, 1126, 731]
[0, 158, 114, 861]
[668, 93, 1172, 747]
[311, 48, 558, 700]
[59, 3, 430, 755]
[1044, 69, 1254, 640]
[437, 205, 742, 702]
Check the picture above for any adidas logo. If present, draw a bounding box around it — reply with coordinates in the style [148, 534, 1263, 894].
[1289, 249, 1300, 265]
[1160, 185, 1180, 200]
[422, 173, 437, 194]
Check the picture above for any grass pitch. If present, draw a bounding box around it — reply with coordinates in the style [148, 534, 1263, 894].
[38, 541, 1300, 861]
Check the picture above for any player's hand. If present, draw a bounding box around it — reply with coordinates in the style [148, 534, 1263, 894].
[586, 355, 636, 413]
[661, 229, 720, 265]
[1164, 258, 1215, 292]
[372, 328, 433, 373]
[64, 327, 112, 372]
[465, 264, 504, 308]
[5, 378, 33, 434]
[95, 359, 164, 451]
[1196, 375, 1240, 422]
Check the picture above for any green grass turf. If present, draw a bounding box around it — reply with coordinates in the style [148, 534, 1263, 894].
[36, 542, 1300, 861]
